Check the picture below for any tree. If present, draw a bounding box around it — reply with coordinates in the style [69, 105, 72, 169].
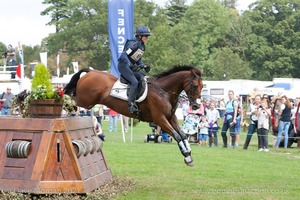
[220, 0, 238, 9]
[146, 24, 194, 73]
[41, 0, 71, 33]
[0, 42, 7, 66]
[208, 47, 253, 80]
[165, 0, 188, 27]
[44, 0, 110, 71]
[243, 0, 300, 80]
[179, 0, 233, 73]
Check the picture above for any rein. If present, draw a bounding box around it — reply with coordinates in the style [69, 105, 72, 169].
[150, 78, 175, 97]
[151, 69, 201, 100]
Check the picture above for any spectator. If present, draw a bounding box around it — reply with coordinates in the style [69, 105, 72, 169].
[218, 98, 226, 118]
[188, 100, 204, 117]
[6, 44, 17, 67]
[181, 99, 189, 121]
[78, 107, 90, 116]
[0, 87, 15, 116]
[108, 108, 118, 132]
[93, 116, 105, 141]
[274, 95, 292, 149]
[230, 96, 243, 148]
[122, 115, 129, 132]
[198, 115, 209, 146]
[221, 90, 238, 148]
[262, 94, 272, 130]
[206, 102, 220, 147]
[92, 104, 104, 125]
[243, 94, 262, 150]
[257, 101, 271, 151]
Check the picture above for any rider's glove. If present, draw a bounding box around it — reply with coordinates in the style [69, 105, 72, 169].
[144, 65, 151, 73]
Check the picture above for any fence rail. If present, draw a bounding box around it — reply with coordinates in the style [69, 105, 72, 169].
[0, 65, 18, 80]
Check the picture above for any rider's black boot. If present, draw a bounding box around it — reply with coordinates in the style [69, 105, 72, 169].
[128, 86, 139, 114]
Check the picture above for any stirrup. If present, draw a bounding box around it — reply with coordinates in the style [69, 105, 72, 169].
[128, 103, 139, 114]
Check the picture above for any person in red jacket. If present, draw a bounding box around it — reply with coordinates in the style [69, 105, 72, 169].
[108, 108, 118, 132]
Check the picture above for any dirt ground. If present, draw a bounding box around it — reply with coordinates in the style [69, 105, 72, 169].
[0, 176, 135, 200]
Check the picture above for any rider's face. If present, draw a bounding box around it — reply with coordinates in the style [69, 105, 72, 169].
[141, 35, 149, 43]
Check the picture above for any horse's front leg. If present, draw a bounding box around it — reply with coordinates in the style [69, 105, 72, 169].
[169, 115, 193, 164]
[155, 116, 194, 166]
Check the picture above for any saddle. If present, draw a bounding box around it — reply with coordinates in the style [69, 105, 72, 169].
[110, 76, 148, 102]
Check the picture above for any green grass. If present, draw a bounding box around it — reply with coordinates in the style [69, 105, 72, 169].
[101, 119, 300, 200]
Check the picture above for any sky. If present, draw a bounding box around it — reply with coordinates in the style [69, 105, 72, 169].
[0, 0, 256, 48]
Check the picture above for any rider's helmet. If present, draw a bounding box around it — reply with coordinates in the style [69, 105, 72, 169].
[135, 26, 151, 36]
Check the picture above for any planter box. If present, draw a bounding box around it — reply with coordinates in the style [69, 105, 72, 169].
[30, 99, 63, 118]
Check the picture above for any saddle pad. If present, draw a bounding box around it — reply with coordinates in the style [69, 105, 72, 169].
[110, 78, 148, 103]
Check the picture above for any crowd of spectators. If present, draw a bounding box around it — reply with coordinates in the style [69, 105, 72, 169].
[179, 92, 300, 150]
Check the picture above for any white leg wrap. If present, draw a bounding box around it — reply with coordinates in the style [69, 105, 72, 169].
[184, 139, 192, 153]
[178, 141, 187, 152]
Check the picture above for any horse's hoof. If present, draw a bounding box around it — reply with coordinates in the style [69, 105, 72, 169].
[184, 156, 194, 167]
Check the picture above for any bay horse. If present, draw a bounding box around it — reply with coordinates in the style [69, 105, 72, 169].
[64, 65, 203, 166]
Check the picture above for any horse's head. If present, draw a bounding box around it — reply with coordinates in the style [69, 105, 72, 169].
[184, 68, 203, 110]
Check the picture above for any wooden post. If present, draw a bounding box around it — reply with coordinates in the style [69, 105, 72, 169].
[0, 117, 112, 194]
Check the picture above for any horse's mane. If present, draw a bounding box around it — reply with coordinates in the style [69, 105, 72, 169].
[154, 65, 201, 78]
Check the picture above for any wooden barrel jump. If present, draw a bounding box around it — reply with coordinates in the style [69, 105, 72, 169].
[0, 117, 112, 194]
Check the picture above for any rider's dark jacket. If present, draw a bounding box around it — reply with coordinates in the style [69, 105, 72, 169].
[118, 37, 145, 69]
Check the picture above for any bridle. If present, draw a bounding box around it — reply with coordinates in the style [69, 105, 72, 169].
[150, 69, 202, 102]
[183, 70, 202, 104]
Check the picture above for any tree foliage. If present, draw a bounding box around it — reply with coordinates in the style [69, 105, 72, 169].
[41, 0, 70, 33]
[45, 0, 110, 71]
[2, 0, 300, 81]
[243, 0, 300, 80]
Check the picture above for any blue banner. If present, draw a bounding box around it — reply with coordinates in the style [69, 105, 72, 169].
[108, 0, 134, 77]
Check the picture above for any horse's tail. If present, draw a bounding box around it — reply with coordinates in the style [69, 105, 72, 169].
[64, 68, 91, 96]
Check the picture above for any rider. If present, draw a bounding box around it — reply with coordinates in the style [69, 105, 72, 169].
[118, 25, 151, 114]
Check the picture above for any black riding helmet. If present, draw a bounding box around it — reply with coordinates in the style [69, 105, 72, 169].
[135, 26, 151, 36]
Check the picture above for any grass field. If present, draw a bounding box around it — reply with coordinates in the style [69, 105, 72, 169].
[101, 119, 300, 200]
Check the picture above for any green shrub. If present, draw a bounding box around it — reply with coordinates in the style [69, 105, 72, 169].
[31, 63, 54, 99]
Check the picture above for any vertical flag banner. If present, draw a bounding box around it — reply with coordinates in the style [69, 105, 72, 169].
[39, 52, 48, 68]
[57, 54, 60, 77]
[108, 0, 134, 77]
[72, 62, 79, 73]
[17, 42, 24, 79]
[18, 42, 24, 65]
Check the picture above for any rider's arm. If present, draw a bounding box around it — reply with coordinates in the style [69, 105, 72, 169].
[136, 59, 145, 67]
[120, 52, 131, 66]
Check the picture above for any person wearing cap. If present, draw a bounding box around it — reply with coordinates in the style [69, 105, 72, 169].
[118, 25, 151, 114]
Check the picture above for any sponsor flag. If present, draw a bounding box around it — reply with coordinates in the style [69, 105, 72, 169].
[18, 42, 24, 65]
[39, 52, 48, 68]
[17, 42, 24, 79]
[57, 54, 60, 77]
[108, 0, 134, 78]
[72, 62, 78, 73]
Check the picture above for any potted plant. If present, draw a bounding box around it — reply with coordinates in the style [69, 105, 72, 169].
[11, 63, 77, 118]
[26, 63, 64, 118]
